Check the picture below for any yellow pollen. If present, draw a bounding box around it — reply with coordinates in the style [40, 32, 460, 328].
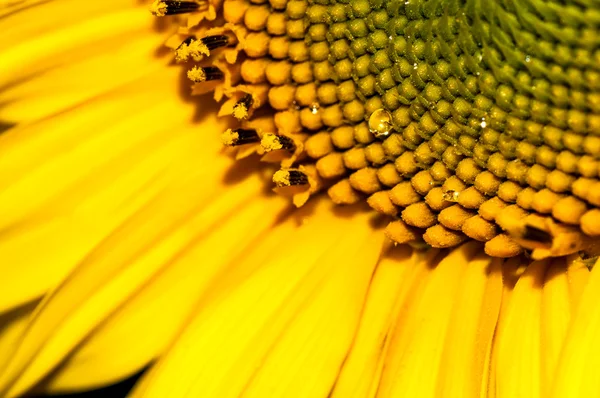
[272, 170, 291, 187]
[221, 129, 239, 146]
[149, 0, 167, 16]
[187, 66, 206, 83]
[232, 103, 249, 120]
[175, 40, 210, 62]
[261, 133, 283, 152]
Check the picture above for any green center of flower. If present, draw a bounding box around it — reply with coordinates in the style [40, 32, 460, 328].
[150, 0, 600, 259]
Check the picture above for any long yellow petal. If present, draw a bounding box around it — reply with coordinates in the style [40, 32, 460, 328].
[0, 0, 132, 48]
[0, 300, 38, 373]
[484, 256, 523, 398]
[331, 246, 433, 398]
[492, 259, 548, 398]
[0, 6, 151, 91]
[566, 257, 590, 313]
[435, 254, 503, 398]
[1, 1, 169, 124]
[0, 156, 268, 397]
[551, 258, 600, 397]
[240, 225, 384, 398]
[0, 31, 170, 124]
[376, 242, 481, 398]
[131, 201, 384, 398]
[0, 60, 223, 312]
[540, 259, 571, 397]
[37, 194, 290, 393]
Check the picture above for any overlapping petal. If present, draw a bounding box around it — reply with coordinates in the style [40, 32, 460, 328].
[552, 257, 600, 398]
[1, 0, 166, 125]
[130, 201, 385, 398]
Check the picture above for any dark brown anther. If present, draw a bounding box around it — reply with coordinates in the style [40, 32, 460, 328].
[200, 35, 230, 51]
[159, 1, 203, 15]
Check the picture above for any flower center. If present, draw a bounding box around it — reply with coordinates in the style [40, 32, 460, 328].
[150, 0, 600, 259]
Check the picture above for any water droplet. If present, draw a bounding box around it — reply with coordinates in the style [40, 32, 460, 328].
[443, 190, 460, 202]
[525, 55, 531, 63]
[480, 117, 487, 128]
[413, 62, 418, 70]
[368, 108, 393, 139]
[310, 103, 320, 114]
[404, 0, 410, 4]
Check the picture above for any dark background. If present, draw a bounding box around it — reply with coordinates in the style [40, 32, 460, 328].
[30, 371, 142, 398]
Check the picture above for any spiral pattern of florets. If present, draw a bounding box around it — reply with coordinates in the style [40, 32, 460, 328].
[152, 0, 600, 259]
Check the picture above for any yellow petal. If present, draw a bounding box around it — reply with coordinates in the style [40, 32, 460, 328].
[492, 258, 548, 398]
[0, 31, 169, 124]
[0, 47, 223, 311]
[0, 0, 131, 47]
[0, 0, 168, 124]
[540, 259, 571, 397]
[376, 242, 481, 398]
[551, 257, 600, 397]
[0, 162, 276, 396]
[0, 4, 151, 92]
[131, 201, 384, 398]
[0, 300, 38, 373]
[566, 257, 590, 312]
[0, 68, 201, 224]
[435, 254, 503, 398]
[37, 193, 290, 393]
[484, 256, 522, 398]
[0, 116, 213, 312]
[331, 246, 434, 398]
[240, 235, 384, 397]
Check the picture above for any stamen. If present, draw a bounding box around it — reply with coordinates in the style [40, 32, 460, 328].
[232, 94, 254, 120]
[273, 169, 309, 187]
[187, 66, 224, 83]
[176, 37, 206, 62]
[221, 128, 260, 146]
[261, 133, 296, 153]
[150, 0, 204, 16]
[176, 35, 231, 62]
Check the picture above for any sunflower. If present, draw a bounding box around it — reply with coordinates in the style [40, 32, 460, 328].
[1, 0, 599, 397]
